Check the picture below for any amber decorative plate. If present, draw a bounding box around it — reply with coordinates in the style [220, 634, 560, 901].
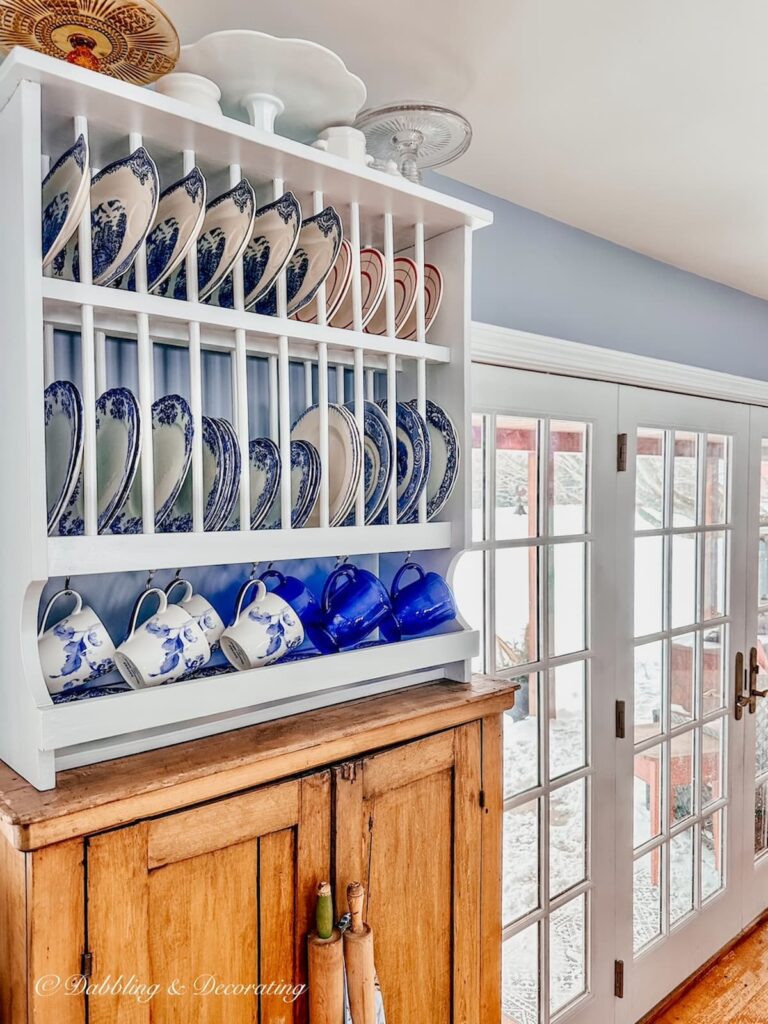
[0, 0, 179, 84]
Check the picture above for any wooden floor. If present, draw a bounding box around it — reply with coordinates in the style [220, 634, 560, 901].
[651, 918, 768, 1023]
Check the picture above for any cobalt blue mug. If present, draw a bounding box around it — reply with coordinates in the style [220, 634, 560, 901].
[260, 569, 322, 635]
[312, 564, 394, 652]
[390, 562, 457, 636]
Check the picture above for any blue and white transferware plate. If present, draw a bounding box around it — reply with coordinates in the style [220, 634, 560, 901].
[44, 380, 83, 534]
[292, 403, 361, 527]
[120, 167, 206, 293]
[248, 437, 281, 529]
[373, 400, 431, 523]
[253, 206, 343, 317]
[52, 682, 132, 704]
[159, 178, 256, 302]
[215, 191, 301, 310]
[293, 238, 352, 324]
[404, 399, 459, 521]
[262, 439, 320, 529]
[161, 415, 226, 533]
[212, 417, 242, 530]
[42, 134, 90, 269]
[342, 400, 393, 525]
[52, 147, 159, 287]
[110, 395, 193, 534]
[57, 388, 141, 536]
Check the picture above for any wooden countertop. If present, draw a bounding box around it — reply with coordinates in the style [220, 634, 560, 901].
[0, 675, 517, 851]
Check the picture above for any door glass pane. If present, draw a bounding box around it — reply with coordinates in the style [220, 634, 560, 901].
[504, 802, 540, 926]
[504, 675, 539, 797]
[496, 416, 539, 540]
[550, 779, 586, 898]
[701, 717, 724, 807]
[670, 729, 695, 826]
[635, 641, 663, 741]
[635, 535, 664, 636]
[471, 413, 486, 542]
[636, 428, 665, 530]
[672, 431, 698, 527]
[549, 420, 588, 536]
[701, 810, 725, 901]
[704, 434, 728, 525]
[496, 547, 538, 669]
[635, 746, 663, 848]
[550, 542, 587, 657]
[549, 662, 587, 780]
[671, 533, 697, 629]
[634, 850, 663, 952]
[670, 633, 695, 723]
[703, 531, 727, 620]
[670, 828, 695, 925]
[502, 924, 539, 1024]
[549, 895, 587, 1016]
[453, 549, 485, 673]
[702, 625, 726, 714]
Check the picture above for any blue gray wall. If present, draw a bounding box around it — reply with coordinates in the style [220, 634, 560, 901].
[430, 173, 768, 380]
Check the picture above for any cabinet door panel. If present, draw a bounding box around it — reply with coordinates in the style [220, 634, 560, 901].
[87, 773, 330, 1024]
[334, 723, 484, 1024]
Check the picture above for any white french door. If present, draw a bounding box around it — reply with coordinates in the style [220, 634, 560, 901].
[458, 365, 619, 1024]
[614, 387, 751, 1023]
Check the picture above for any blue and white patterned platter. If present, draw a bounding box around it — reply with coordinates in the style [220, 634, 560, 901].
[404, 398, 460, 521]
[161, 415, 226, 533]
[292, 403, 361, 527]
[52, 147, 159, 287]
[120, 167, 207, 293]
[342, 400, 393, 525]
[42, 134, 90, 269]
[262, 439, 320, 529]
[215, 191, 301, 310]
[212, 417, 242, 530]
[373, 400, 431, 523]
[52, 682, 132, 704]
[249, 437, 281, 529]
[159, 178, 256, 302]
[44, 380, 83, 535]
[110, 395, 193, 534]
[57, 387, 141, 536]
[253, 206, 343, 317]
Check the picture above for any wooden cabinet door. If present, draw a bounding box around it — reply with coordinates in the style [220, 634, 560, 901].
[85, 772, 330, 1024]
[334, 721, 495, 1024]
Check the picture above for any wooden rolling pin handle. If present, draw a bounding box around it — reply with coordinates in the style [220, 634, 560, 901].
[344, 882, 376, 1024]
[347, 880, 366, 935]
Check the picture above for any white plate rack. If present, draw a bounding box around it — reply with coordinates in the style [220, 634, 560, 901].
[0, 49, 491, 790]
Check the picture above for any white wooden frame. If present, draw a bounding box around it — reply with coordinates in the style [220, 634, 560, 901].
[0, 50, 491, 790]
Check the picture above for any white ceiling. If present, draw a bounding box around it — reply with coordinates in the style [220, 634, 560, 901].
[163, 0, 768, 299]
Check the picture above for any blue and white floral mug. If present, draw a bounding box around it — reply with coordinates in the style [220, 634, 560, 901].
[220, 579, 304, 672]
[38, 588, 117, 695]
[114, 587, 210, 689]
[164, 578, 225, 650]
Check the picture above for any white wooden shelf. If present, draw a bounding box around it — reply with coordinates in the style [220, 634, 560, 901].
[48, 523, 453, 576]
[0, 49, 490, 790]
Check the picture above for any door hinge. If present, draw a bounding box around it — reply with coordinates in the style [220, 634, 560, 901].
[615, 700, 626, 739]
[617, 433, 628, 472]
[80, 950, 94, 979]
[614, 959, 624, 998]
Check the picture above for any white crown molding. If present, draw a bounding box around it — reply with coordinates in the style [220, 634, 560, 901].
[472, 321, 768, 407]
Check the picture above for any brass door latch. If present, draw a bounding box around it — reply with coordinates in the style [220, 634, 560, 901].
[749, 646, 768, 715]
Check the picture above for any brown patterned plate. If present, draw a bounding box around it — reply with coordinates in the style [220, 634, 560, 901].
[0, 0, 179, 84]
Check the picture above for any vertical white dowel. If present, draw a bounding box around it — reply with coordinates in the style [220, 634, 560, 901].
[318, 343, 330, 527]
[336, 364, 345, 404]
[74, 115, 97, 536]
[278, 336, 291, 529]
[43, 323, 55, 387]
[366, 368, 375, 402]
[95, 329, 107, 396]
[313, 191, 327, 327]
[273, 177, 288, 320]
[183, 148, 204, 532]
[304, 359, 313, 409]
[350, 202, 363, 333]
[129, 130, 155, 534]
[384, 212, 396, 339]
[354, 347, 365, 524]
[229, 162, 251, 530]
[268, 354, 279, 442]
[415, 222, 427, 523]
[386, 353, 397, 523]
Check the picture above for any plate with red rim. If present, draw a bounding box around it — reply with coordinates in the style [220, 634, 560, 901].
[364, 255, 419, 337]
[330, 247, 387, 331]
[292, 238, 352, 324]
[401, 263, 444, 341]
